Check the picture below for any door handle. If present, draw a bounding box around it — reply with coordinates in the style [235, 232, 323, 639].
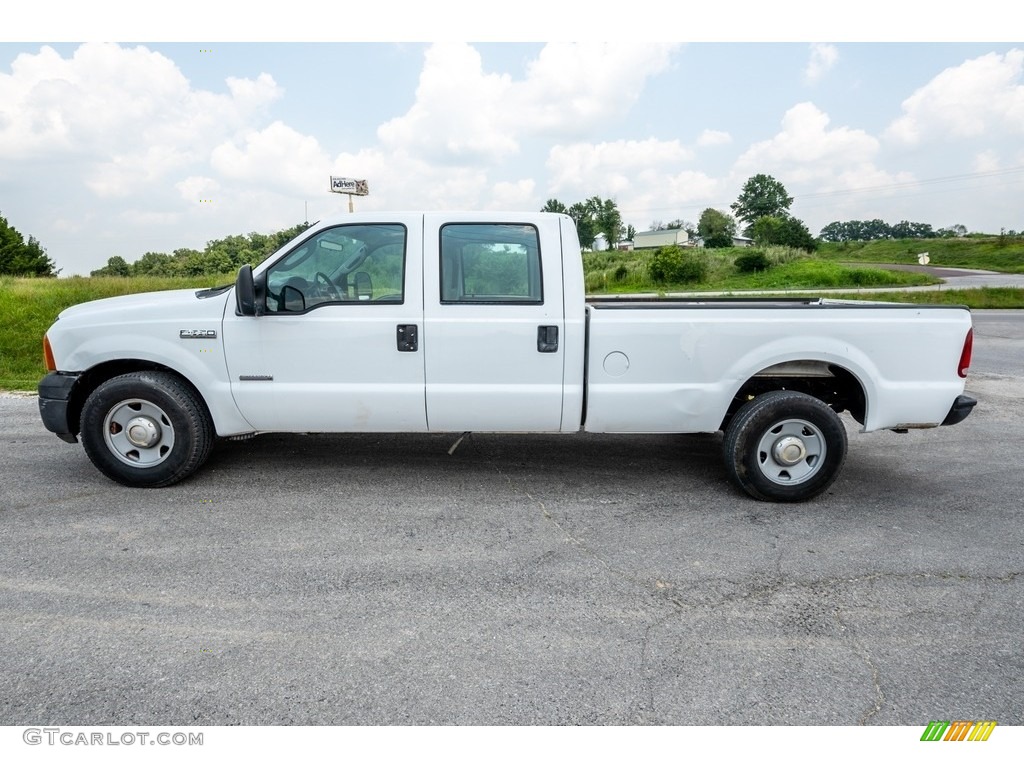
[537, 325, 559, 353]
[397, 324, 418, 352]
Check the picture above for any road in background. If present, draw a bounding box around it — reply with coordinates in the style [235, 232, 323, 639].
[972, 310, 1024, 377]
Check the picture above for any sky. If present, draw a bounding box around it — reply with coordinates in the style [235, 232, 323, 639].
[3, 4, 1023, 275]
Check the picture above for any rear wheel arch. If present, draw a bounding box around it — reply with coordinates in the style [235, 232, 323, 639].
[721, 360, 867, 431]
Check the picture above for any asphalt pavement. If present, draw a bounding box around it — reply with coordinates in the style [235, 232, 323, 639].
[0, 313, 1021, 726]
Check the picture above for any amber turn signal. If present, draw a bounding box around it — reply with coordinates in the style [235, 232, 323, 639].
[43, 335, 56, 372]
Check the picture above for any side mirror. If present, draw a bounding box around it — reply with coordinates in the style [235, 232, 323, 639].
[235, 265, 256, 316]
[281, 284, 306, 312]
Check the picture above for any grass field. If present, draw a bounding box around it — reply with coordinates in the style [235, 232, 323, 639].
[0, 275, 231, 391]
[817, 236, 1024, 273]
[583, 247, 938, 293]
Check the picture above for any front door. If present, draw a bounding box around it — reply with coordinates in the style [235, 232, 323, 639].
[222, 217, 427, 432]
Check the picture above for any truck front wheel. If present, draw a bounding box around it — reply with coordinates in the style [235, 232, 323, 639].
[80, 371, 214, 487]
[723, 390, 847, 502]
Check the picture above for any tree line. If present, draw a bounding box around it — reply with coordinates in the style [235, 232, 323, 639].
[0, 212, 59, 277]
[818, 219, 968, 242]
[544, 174, 1001, 253]
[91, 223, 312, 277]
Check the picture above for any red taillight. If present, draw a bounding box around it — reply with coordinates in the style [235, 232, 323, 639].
[958, 328, 973, 378]
[43, 335, 56, 372]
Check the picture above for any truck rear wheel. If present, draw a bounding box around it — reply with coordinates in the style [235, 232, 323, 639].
[723, 390, 847, 502]
[80, 371, 214, 487]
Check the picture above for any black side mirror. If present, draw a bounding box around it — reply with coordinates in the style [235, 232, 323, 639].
[281, 284, 306, 312]
[236, 265, 256, 316]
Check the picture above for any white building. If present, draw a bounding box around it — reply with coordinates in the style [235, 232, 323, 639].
[633, 228, 692, 249]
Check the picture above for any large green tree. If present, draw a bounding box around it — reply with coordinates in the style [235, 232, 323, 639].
[0, 212, 58, 276]
[591, 196, 623, 249]
[752, 215, 817, 252]
[559, 196, 622, 249]
[697, 208, 737, 248]
[731, 174, 794, 232]
[91, 255, 131, 277]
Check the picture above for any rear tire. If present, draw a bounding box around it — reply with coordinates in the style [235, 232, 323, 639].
[723, 390, 847, 502]
[80, 371, 213, 487]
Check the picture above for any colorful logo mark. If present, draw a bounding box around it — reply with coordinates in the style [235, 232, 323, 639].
[920, 720, 997, 742]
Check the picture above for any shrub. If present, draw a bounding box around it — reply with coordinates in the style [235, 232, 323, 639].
[648, 245, 708, 284]
[734, 251, 770, 273]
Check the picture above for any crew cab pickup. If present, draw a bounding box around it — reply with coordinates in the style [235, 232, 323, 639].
[38, 212, 976, 501]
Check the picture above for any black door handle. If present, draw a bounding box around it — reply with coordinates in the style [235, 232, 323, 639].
[537, 325, 559, 353]
[397, 324, 418, 352]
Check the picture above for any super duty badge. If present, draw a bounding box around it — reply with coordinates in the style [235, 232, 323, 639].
[179, 330, 217, 339]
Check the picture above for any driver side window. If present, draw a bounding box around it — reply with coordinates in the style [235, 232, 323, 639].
[264, 224, 406, 313]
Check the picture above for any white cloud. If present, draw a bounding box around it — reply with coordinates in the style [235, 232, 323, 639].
[490, 179, 537, 210]
[729, 102, 927, 228]
[886, 49, 1024, 144]
[804, 43, 838, 84]
[377, 42, 678, 165]
[734, 102, 886, 184]
[546, 139, 693, 194]
[0, 43, 282, 193]
[973, 151, 1001, 173]
[211, 121, 331, 195]
[696, 129, 731, 147]
[546, 139, 721, 228]
[176, 176, 221, 203]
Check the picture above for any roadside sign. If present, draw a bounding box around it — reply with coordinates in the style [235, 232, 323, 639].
[330, 177, 369, 195]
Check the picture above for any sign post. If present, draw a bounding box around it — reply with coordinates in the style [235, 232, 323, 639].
[330, 177, 369, 212]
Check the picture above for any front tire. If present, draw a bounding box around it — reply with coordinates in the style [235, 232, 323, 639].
[80, 371, 214, 487]
[723, 390, 847, 502]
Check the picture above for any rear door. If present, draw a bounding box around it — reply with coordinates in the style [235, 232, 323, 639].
[421, 214, 566, 431]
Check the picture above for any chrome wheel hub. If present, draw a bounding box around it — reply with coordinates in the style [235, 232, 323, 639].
[125, 416, 162, 448]
[757, 418, 826, 486]
[772, 435, 808, 466]
[102, 398, 175, 467]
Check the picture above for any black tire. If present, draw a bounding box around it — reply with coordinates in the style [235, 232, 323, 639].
[723, 390, 847, 502]
[80, 371, 214, 487]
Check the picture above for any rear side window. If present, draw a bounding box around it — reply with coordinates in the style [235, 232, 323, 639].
[440, 223, 543, 304]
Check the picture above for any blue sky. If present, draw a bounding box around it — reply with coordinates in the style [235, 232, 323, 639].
[3, 4, 1023, 274]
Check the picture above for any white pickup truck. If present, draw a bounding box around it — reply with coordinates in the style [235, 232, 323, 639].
[38, 212, 976, 501]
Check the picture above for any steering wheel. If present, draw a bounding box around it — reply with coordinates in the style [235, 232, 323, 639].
[311, 271, 342, 301]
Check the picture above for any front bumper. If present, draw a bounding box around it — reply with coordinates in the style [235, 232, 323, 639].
[38, 371, 81, 443]
[941, 394, 977, 427]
